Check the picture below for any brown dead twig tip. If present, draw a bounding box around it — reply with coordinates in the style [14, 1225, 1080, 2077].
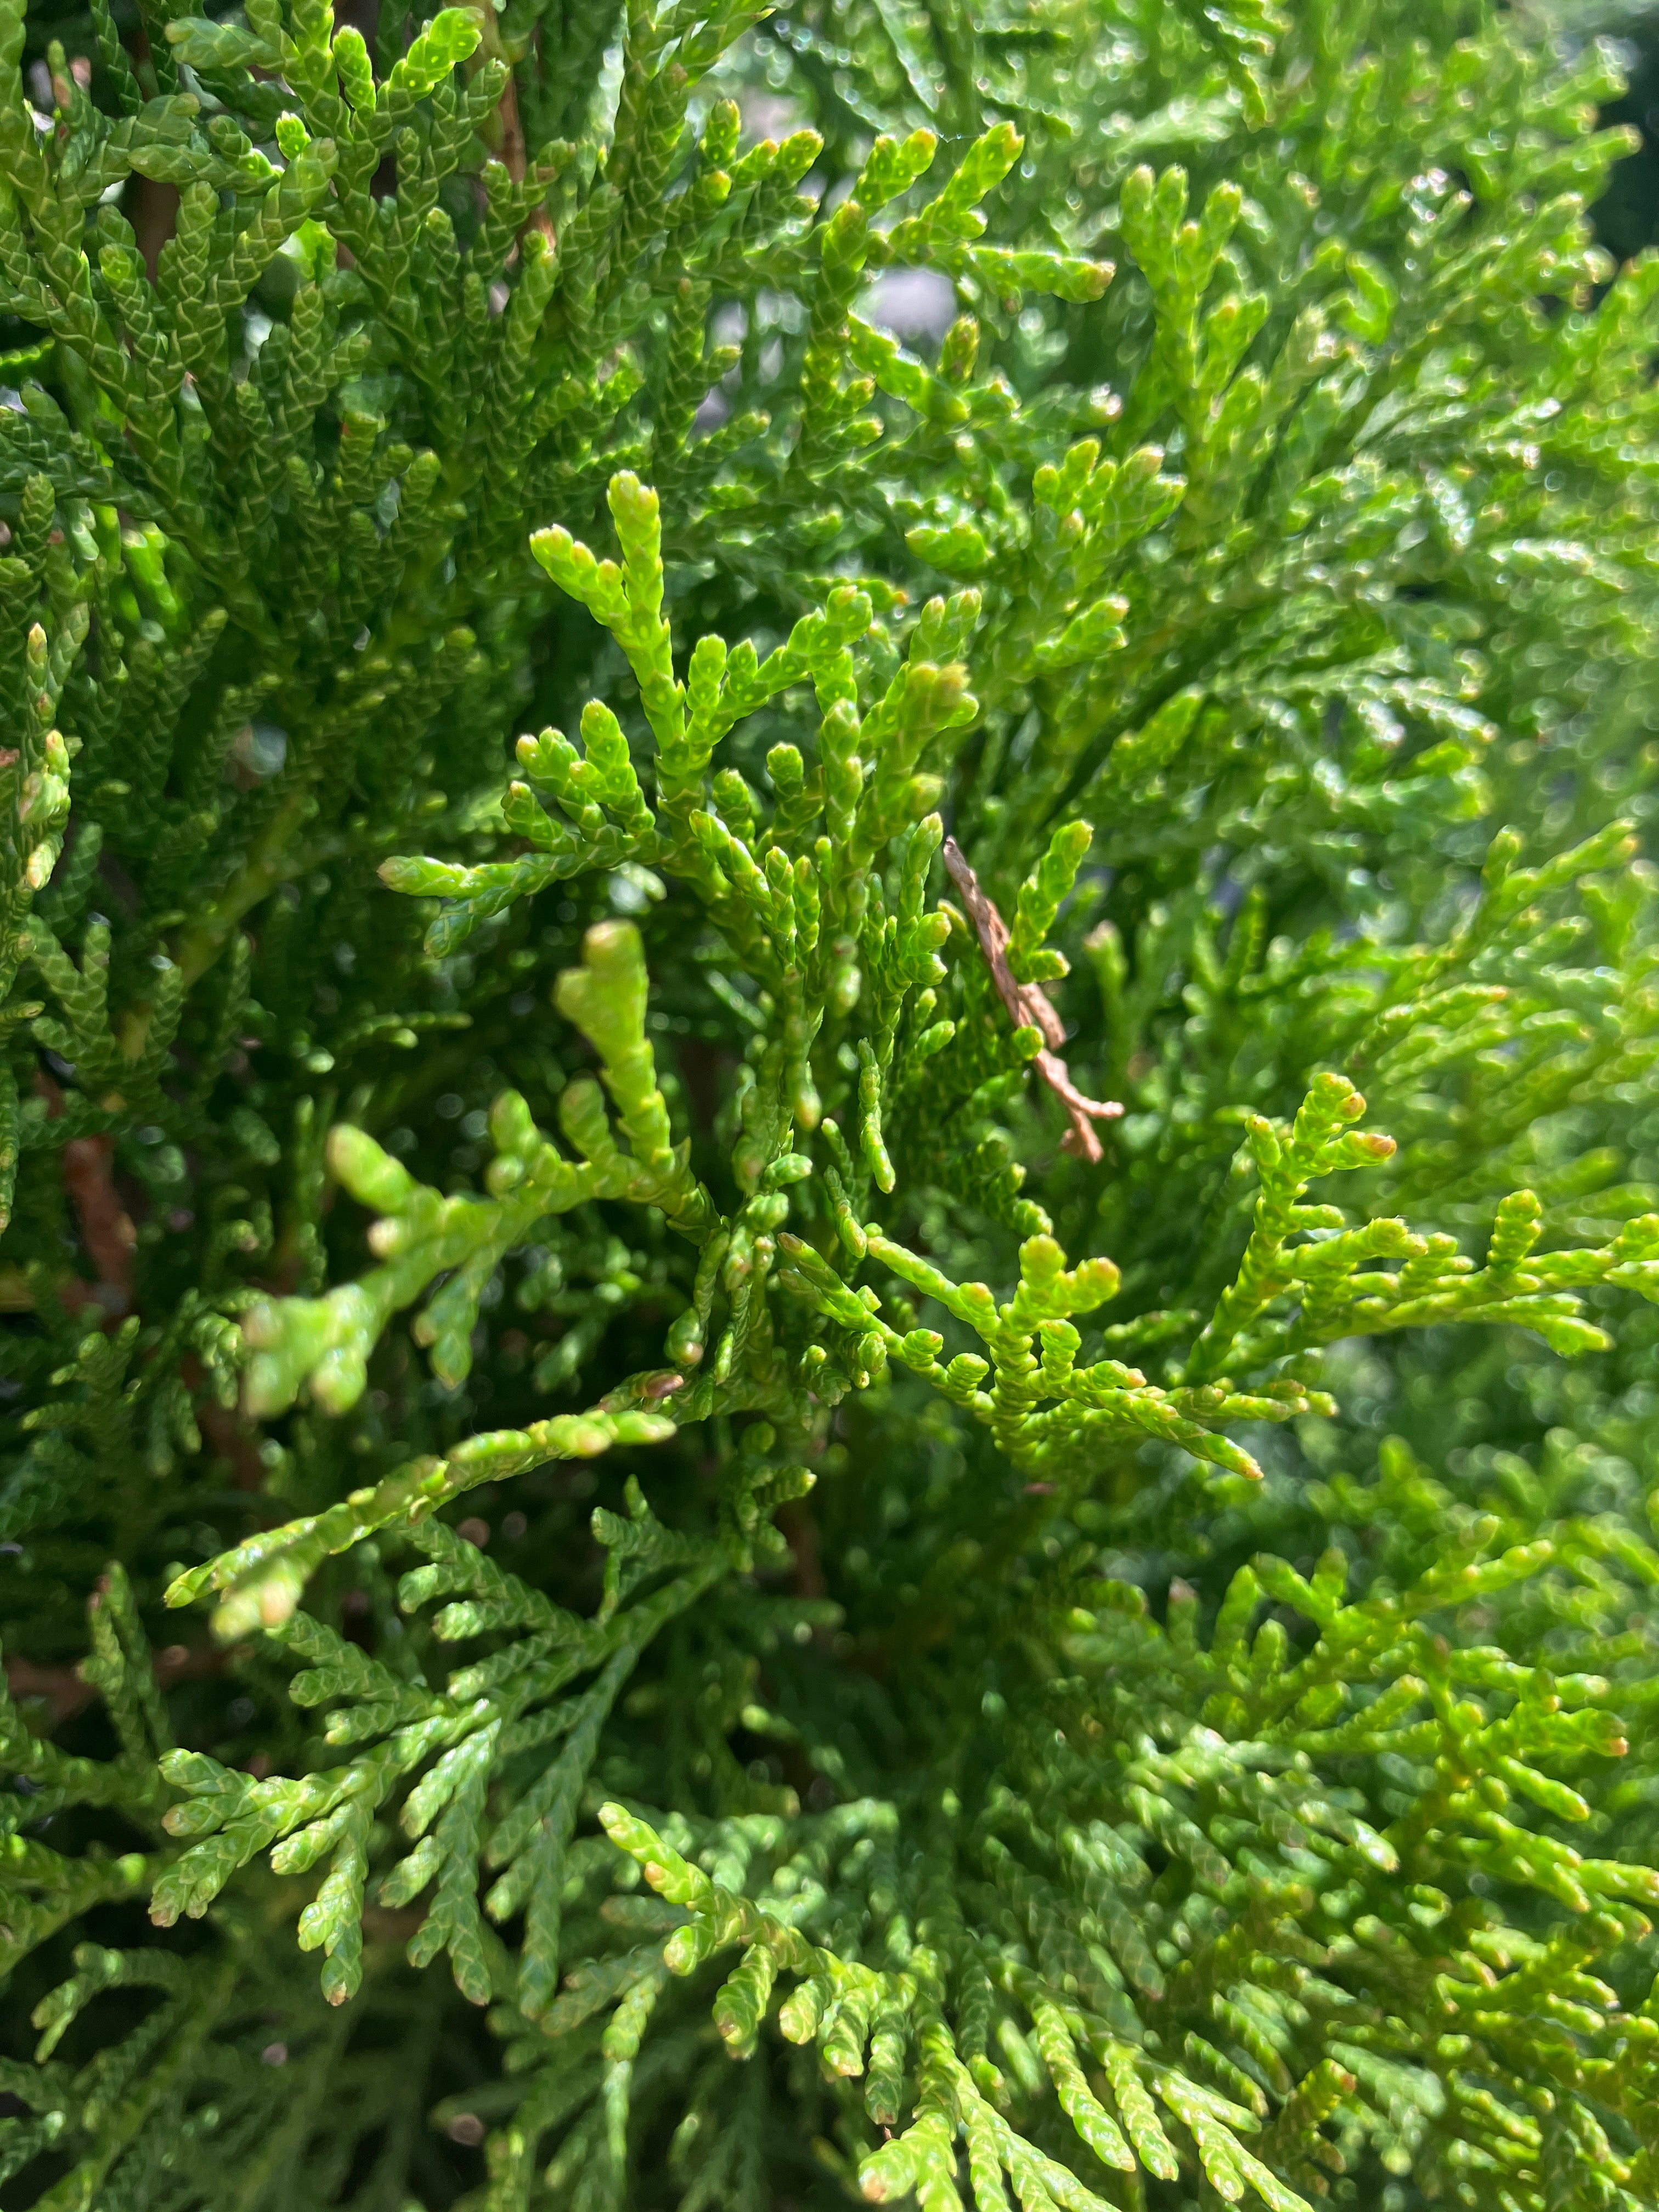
[942, 837, 1122, 1165]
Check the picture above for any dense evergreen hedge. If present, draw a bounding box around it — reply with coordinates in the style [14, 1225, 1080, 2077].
[5, 2, 1659, 2208]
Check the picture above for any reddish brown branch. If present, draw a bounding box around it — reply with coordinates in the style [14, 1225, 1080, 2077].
[943, 838, 1122, 1164]
[5, 1641, 232, 1727]
[36, 1072, 137, 1317]
[62, 1135, 137, 1311]
[494, 64, 556, 248]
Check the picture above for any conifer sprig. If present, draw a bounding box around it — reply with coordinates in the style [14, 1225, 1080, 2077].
[2, 0, 1659, 2206]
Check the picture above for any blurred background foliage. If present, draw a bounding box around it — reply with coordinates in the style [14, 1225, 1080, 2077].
[1543, 2, 1659, 258]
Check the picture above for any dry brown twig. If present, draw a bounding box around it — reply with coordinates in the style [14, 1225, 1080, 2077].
[943, 837, 1122, 1164]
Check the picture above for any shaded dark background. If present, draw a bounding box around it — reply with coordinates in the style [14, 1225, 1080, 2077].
[1585, 7, 1659, 260]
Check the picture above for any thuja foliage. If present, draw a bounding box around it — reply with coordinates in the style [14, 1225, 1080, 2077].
[5, 0, 1659, 2204]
